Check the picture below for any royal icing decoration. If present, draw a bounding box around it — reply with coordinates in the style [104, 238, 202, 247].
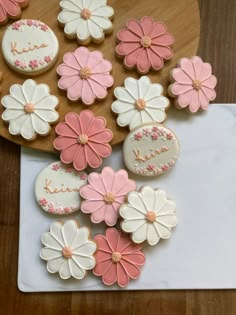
[1, 79, 59, 140]
[119, 186, 177, 246]
[40, 220, 96, 280]
[58, 0, 114, 44]
[35, 161, 87, 215]
[93, 227, 145, 287]
[0, 0, 28, 24]
[57, 47, 114, 105]
[2, 19, 59, 75]
[54, 110, 113, 171]
[116, 16, 174, 74]
[123, 123, 179, 177]
[80, 167, 136, 226]
[112, 76, 169, 130]
[168, 56, 217, 113]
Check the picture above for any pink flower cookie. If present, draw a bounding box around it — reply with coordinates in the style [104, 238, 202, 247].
[168, 56, 217, 113]
[53, 110, 113, 171]
[93, 227, 145, 287]
[0, 0, 29, 25]
[116, 16, 174, 74]
[80, 167, 136, 226]
[57, 47, 114, 105]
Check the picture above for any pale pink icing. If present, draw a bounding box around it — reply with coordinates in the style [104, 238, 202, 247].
[93, 228, 145, 287]
[80, 167, 136, 226]
[0, 0, 26, 23]
[116, 16, 174, 74]
[57, 47, 114, 105]
[53, 110, 113, 171]
[170, 56, 217, 112]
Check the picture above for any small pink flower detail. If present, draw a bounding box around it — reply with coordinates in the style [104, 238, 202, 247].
[52, 164, 60, 171]
[12, 22, 21, 30]
[134, 132, 142, 141]
[14, 59, 21, 67]
[151, 132, 158, 140]
[142, 128, 151, 136]
[166, 133, 173, 140]
[27, 19, 34, 26]
[41, 24, 48, 31]
[147, 164, 155, 171]
[44, 56, 52, 63]
[39, 198, 47, 207]
[152, 126, 159, 132]
[48, 205, 55, 213]
[161, 165, 169, 171]
[29, 60, 38, 69]
[64, 207, 71, 213]
[93, 228, 145, 287]
[80, 173, 87, 180]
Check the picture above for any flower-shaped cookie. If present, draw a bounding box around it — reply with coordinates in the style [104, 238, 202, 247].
[53, 110, 113, 171]
[120, 186, 177, 246]
[57, 47, 114, 105]
[93, 228, 145, 287]
[0, 0, 28, 24]
[1, 79, 59, 141]
[40, 220, 96, 280]
[168, 56, 217, 113]
[80, 167, 136, 226]
[58, 0, 114, 44]
[111, 76, 169, 130]
[116, 16, 174, 74]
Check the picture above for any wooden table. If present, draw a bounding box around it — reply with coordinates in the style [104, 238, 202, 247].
[1, 0, 236, 314]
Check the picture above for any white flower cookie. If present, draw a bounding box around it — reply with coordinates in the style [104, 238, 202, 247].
[40, 220, 97, 280]
[58, 0, 114, 45]
[120, 186, 177, 246]
[111, 76, 170, 130]
[1, 79, 59, 141]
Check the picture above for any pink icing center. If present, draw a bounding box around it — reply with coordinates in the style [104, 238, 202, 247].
[103, 192, 115, 204]
[192, 80, 202, 90]
[140, 36, 152, 48]
[24, 103, 35, 113]
[135, 98, 146, 110]
[145, 211, 157, 223]
[78, 134, 88, 144]
[79, 67, 91, 79]
[62, 246, 73, 259]
[81, 8, 91, 20]
[112, 251, 122, 263]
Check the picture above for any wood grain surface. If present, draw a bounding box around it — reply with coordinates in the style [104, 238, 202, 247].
[0, 0, 199, 152]
[1, 0, 236, 314]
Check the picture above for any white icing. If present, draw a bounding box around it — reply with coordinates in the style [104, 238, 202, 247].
[112, 76, 169, 130]
[2, 19, 59, 74]
[40, 220, 97, 280]
[58, 0, 114, 42]
[123, 123, 179, 177]
[119, 186, 177, 246]
[35, 161, 88, 215]
[1, 79, 59, 140]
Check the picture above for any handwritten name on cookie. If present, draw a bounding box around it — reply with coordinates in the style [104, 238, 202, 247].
[11, 42, 48, 55]
[133, 146, 169, 163]
[44, 179, 80, 194]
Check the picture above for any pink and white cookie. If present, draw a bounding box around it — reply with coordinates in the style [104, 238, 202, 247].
[116, 16, 174, 74]
[93, 227, 145, 287]
[35, 161, 88, 215]
[0, 0, 29, 25]
[119, 186, 177, 246]
[80, 166, 136, 226]
[168, 56, 217, 113]
[57, 47, 114, 105]
[53, 110, 113, 171]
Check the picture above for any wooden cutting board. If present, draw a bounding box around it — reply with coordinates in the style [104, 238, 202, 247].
[0, 0, 200, 152]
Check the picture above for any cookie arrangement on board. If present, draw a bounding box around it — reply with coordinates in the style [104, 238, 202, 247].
[0, 0, 216, 288]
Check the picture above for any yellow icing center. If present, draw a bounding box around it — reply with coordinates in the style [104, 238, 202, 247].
[24, 103, 35, 113]
[79, 67, 91, 79]
[135, 98, 146, 110]
[192, 80, 202, 90]
[112, 251, 122, 263]
[140, 36, 152, 48]
[62, 246, 73, 259]
[145, 211, 157, 223]
[103, 192, 115, 204]
[78, 134, 88, 144]
[81, 8, 91, 20]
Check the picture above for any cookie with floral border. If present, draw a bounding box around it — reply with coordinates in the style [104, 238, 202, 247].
[119, 186, 177, 246]
[40, 219, 97, 280]
[2, 19, 59, 75]
[0, 0, 29, 25]
[168, 56, 217, 113]
[58, 0, 114, 45]
[35, 161, 88, 215]
[123, 122, 179, 177]
[1, 79, 59, 141]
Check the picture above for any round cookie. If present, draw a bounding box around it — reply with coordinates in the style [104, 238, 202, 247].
[35, 161, 88, 215]
[0, 0, 29, 25]
[123, 123, 179, 176]
[2, 19, 59, 75]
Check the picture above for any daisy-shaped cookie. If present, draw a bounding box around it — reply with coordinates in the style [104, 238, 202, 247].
[93, 227, 145, 287]
[116, 16, 174, 74]
[57, 47, 114, 105]
[53, 110, 113, 171]
[111, 76, 169, 130]
[119, 186, 177, 246]
[1, 79, 59, 141]
[40, 220, 96, 280]
[80, 167, 136, 226]
[58, 0, 114, 44]
[168, 56, 217, 113]
[0, 0, 29, 25]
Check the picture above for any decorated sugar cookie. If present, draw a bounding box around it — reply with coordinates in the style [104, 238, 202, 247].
[80, 167, 136, 226]
[111, 76, 169, 130]
[58, 0, 114, 45]
[2, 19, 59, 75]
[120, 186, 177, 246]
[40, 220, 97, 280]
[57, 47, 114, 105]
[93, 227, 145, 287]
[116, 16, 174, 74]
[54, 110, 113, 171]
[168, 56, 217, 113]
[35, 161, 87, 215]
[1, 79, 59, 141]
[0, 0, 29, 25]
[123, 123, 179, 176]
